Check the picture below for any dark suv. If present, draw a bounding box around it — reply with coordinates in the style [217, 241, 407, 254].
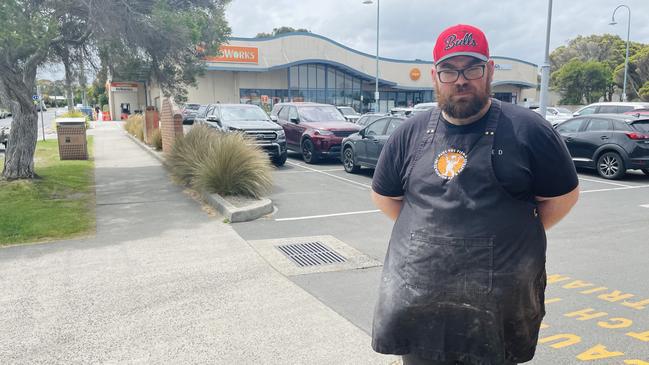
[555, 114, 649, 179]
[195, 104, 287, 166]
[270, 102, 361, 163]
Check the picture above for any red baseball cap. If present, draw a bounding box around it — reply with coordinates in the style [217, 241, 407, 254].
[433, 24, 489, 65]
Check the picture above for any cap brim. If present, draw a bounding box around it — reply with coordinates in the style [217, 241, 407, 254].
[435, 52, 488, 65]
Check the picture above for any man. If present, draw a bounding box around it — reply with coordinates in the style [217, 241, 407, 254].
[370, 24, 579, 365]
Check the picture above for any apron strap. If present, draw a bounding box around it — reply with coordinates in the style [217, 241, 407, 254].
[404, 107, 441, 185]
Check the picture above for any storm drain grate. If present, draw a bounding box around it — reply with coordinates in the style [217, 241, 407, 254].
[276, 241, 347, 267]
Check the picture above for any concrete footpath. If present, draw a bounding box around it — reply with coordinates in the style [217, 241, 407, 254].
[0, 122, 395, 364]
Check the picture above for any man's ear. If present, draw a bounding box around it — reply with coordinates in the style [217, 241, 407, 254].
[486, 60, 495, 78]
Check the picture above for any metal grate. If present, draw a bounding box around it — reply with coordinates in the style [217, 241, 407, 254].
[276, 241, 347, 267]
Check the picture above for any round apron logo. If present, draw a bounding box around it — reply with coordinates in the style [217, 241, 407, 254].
[434, 149, 467, 180]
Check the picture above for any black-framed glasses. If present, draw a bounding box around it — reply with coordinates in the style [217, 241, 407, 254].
[436, 64, 486, 83]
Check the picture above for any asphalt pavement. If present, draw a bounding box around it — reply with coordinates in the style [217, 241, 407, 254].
[233, 153, 649, 365]
[0, 123, 396, 364]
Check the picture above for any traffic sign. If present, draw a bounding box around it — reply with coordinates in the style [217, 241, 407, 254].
[32, 95, 40, 101]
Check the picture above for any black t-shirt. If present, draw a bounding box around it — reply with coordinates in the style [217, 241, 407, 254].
[372, 102, 579, 202]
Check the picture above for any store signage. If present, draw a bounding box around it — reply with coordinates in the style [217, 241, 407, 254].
[410, 68, 421, 81]
[110, 82, 139, 92]
[205, 45, 259, 64]
[495, 64, 513, 70]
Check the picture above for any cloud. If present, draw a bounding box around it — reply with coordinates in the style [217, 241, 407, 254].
[225, 0, 649, 66]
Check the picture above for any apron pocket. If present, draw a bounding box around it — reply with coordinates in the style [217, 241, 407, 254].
[404, 231, 494, 295]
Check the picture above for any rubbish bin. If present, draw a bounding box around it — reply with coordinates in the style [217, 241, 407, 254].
[56, 118, 88, 160]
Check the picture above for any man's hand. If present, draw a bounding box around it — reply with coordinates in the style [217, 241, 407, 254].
[371, 190, 404, 221]
[536, 185, 579, 230]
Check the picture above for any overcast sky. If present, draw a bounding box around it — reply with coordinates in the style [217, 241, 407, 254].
[225, 0, 649, 66]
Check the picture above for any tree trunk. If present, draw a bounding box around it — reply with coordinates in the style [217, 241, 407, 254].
[0, 66, 39, 180]
[62, 47, 75, 112]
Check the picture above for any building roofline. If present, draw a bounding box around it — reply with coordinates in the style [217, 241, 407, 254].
[228, 32, 538, 67]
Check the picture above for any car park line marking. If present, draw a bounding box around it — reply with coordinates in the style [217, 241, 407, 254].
[275, 168, 345, 174]
[580, 185, 649, 194]
[275, 209, 381, 221]
[640, 204, 649, 208]
[286, 161, 372, 189]
[578, 177, 632, 188]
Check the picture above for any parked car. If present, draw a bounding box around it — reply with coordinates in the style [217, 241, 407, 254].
[341, 116, 406, 173]
[390, 107, 414, 117]
[355, 113, 386, 127]
[336, 106, 361, 123]
[0, 109, 9, 119]
[534, 106, 573, 125]
[624, 108, 649, 117]
[195, 103, 287, 166]
[1, 126, 9, 149]
[554, 114, 649, 179]
[572, 102, 649, 117]
[35, 104, 47, 112]
[270, 102, 361, 164]
[181, 103, 202, 125]
[411, 102, 438, 116]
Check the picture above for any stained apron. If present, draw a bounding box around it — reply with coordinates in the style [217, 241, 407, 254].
[371, 100, 547, 365]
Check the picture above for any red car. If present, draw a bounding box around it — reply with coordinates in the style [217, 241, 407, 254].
[270, 102, 361, 163]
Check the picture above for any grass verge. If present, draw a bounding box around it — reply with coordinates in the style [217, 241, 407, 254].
[0, 138, 96, 246]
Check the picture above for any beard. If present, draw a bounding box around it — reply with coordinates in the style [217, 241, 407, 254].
[436, 80, 491, 119]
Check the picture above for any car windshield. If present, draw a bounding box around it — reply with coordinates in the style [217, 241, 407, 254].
[220, 106, 269, 121]
[632, 121, 649, 133]
[555, 107, 571, 114]
[299, 106, 346, 122]
[338, 107, 359, 116]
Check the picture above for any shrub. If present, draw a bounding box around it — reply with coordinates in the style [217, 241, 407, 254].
[124, 114, 144, 141]
[165, 125, 273, 198]
[151, 128, 162, 150]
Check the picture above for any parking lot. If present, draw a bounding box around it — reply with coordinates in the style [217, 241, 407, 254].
[234, 152, 649, 364]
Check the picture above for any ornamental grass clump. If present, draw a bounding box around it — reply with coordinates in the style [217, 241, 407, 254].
[124, 114, 144, 141]
[165, 125, 273, 199]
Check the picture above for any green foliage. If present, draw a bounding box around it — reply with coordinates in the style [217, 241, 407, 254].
[638, 81, 649, 102]
[124, 114, 144, 141]
[0, 139, 95, 245]
[151, 128, 163, 150]
[551, 60, 610, 104]
[256, 27, 310, 38]
[165, 125, 272, 199]
[613, 46, 649, 101]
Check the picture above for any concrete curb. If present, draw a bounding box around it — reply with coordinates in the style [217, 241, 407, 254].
[125, 132, 273, 222]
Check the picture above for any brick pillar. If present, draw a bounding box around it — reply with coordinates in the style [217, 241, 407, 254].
[160, 98, 183, 152]
[144, 106, 160, 144]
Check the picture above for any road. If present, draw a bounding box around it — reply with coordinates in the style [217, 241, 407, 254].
[233, 153, 649, 364]
[0, 108, 68, 153]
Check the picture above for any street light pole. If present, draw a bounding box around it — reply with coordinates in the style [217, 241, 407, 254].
[610, 5, 631, 102]
[363, 0, 380, 112]
[539, 0, 553, 119]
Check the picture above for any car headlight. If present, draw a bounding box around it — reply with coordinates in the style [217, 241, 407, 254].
[276, 129, 285, 138]
[314, 129, 334, 136]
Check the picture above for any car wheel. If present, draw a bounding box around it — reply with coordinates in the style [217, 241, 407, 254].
[342, 146, 360, 173]
[272, 152, 288, 167]
[597, 152, 625, 179]
[301, 139, 319, 164]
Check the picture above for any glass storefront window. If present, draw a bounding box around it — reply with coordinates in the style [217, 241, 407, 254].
[308, 65, 317, 89]
[316, 66, 325, 89]
[289, 67, 298, 88]
[327, 68, 335, 89]
[299, 65, 308, 88]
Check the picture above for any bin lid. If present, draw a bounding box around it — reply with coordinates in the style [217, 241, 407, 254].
[56, 117, 86, 126]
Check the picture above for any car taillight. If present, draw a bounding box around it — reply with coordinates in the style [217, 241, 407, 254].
[625, 132, 649, 140]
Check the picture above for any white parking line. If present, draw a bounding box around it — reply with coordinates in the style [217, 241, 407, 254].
[580, 185, 649, 194]
[275, 168, 345, 174]
[275, 209, 381, 221]
[286, 161, 372, 189]
[640, 204, 649, 208]
[578, 177, 632, 188]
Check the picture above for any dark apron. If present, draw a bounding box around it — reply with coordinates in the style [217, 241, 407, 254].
[372, 100, 547, 365]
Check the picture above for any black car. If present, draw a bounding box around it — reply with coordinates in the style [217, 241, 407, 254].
[181, 103, 202, 125]
[555, 114, 649, 179]
[341, 116, 405, 173]
[355, 113, 386, 128]
[194, 103, 288, 166]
